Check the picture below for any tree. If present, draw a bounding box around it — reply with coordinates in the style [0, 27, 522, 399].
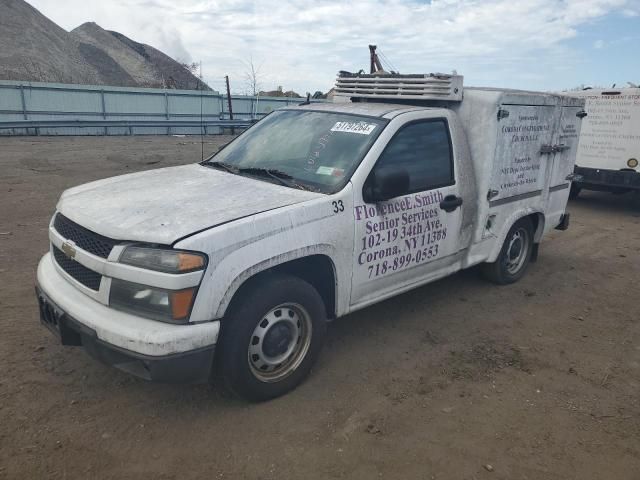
[177, 60, 207, 90]
[243, 56, 263, 96]
[179, 61, 199, 75]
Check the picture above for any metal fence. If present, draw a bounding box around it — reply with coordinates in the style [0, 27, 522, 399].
[0, 80, 321, 136]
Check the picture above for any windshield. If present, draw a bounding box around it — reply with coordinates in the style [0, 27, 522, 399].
[203, 109, 386, 193]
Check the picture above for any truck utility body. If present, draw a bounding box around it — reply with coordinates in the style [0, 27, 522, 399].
[570, 87, 640, 195]
[36, 74, 585, 400]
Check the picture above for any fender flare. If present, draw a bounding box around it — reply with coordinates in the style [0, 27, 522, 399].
[214, 244, 339, 319]
[487, 209, 545, 263]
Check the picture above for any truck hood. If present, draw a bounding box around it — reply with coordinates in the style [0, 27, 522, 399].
[57, 164, 322, 245]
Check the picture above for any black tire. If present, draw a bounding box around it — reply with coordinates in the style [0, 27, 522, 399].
[569, 183, 581, 200]
[218, 273, 327, 401]
[481, 217, 534, 285]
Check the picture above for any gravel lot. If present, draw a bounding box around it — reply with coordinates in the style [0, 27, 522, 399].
[1, 136, 639, 480]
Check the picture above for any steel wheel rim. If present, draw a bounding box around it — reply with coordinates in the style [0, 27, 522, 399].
[248, 303, 312, 383]
[505, 227, 529, 275]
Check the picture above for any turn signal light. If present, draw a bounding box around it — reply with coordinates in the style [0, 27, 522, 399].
[178, 253, 205, 271]
[171, 288, 196, 320]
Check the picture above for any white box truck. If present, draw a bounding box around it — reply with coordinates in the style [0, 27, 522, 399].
[569, 87, 640, 197]
[35, 73, 585, 400]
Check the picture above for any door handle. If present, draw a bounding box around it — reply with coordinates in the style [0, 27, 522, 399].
[541, 144, 571, 155]
[540, 145, 554, 155]
[440, 195, 463, 212]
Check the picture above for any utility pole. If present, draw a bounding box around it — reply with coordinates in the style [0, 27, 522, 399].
[225, 75, 233, 120]
[225, 75, 234, 134]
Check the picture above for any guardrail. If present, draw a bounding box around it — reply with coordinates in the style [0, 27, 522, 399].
[0, 80, 321, 136]
[0, 118, 254, 135]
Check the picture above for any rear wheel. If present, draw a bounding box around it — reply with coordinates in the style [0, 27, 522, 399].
[482, 217, 534, 285]
[218, 274, 327, 401]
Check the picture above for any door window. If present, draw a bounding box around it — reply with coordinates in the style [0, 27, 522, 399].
[375, 120, 454, 193]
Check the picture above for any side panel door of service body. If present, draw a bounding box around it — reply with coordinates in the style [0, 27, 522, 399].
[488, 104, 557, 206]
[547, 105, 584, 223]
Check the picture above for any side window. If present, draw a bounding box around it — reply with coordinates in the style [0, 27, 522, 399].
[376, 120, 454, 192]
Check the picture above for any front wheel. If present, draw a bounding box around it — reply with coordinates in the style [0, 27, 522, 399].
[482, 218, 534, 285]
[218, 274, 327, 401]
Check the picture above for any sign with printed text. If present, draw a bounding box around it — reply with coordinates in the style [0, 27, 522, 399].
[577, 92, 640, 170]
[491, 106, 555, 200]
[351, 187, 461, 298]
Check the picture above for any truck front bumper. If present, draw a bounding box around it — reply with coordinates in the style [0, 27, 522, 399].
[36, 253, 219, 383]
[575, 166, 640, 191]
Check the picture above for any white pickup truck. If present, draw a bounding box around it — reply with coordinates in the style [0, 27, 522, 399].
[36, 73, 585, 400]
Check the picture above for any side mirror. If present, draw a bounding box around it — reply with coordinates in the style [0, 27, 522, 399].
[363, 166, 410, 203]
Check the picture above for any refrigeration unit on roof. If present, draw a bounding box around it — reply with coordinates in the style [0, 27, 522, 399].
[334, 72, 463, 102]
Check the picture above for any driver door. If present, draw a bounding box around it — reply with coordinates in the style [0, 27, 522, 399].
[350, 117, 464, 307]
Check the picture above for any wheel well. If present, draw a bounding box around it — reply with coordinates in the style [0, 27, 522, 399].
[229, 255, 337, 319]
[528, 212, 545, 242]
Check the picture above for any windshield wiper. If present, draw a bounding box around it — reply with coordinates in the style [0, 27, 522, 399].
[204, 162, 315, 191]
[237, 167, 312, 191]
[203, 161, 239, 174]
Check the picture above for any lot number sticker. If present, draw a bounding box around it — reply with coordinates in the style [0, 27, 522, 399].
[331, 121, 377, 135]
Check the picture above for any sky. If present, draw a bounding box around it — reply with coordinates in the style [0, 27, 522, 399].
[28, 0, 640, 94]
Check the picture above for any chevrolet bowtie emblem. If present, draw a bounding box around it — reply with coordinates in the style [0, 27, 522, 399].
[61, 241, 76, 259]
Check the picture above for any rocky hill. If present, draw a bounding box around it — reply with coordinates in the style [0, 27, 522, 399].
[0, 0, 208, 89]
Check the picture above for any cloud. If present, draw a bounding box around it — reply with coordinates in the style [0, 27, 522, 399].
[594, 39, 605, 48]
[26, 0, 638, 93]
[152, 26, 193, 63]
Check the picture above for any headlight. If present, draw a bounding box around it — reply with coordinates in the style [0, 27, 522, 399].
[109, 279, 196, 323]
[119, 246, 206, 273]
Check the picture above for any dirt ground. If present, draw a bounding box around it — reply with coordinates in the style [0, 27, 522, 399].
[1, 135, 639, 480]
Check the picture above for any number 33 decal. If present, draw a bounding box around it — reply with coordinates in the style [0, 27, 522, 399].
[332, 200, 344, 213]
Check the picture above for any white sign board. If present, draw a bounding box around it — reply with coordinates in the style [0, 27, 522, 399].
[576, 90, 640, 170]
